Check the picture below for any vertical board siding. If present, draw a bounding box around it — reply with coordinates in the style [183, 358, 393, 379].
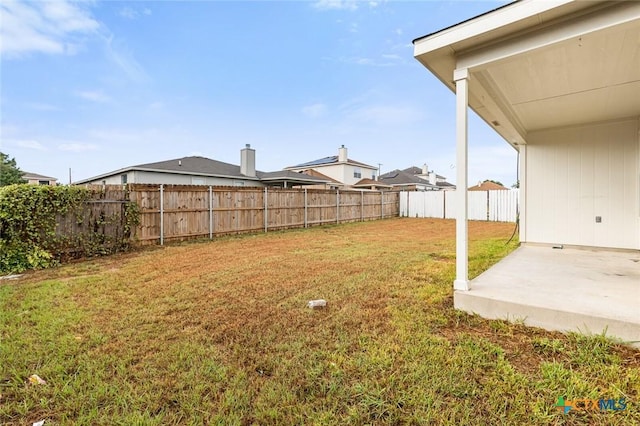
[525, 119, 639, 249]
[400, 190, 518, 222]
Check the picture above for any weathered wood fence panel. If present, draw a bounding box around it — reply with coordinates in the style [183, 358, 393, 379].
[121, 184, 399, 245]
[400, 190, 518, 222]
[54, 185, 135, 258]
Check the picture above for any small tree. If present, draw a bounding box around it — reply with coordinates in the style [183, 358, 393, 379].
[0, 153, 26, 186]
[485, 179, 504, 187]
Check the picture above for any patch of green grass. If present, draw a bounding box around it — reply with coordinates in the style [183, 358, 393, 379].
[1, 219, 638, 425]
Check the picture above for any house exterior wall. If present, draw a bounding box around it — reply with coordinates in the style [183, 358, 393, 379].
[25, 178, 56, 186]
[309, 164, 377, 186]
[524, 118, 639, 249]
[85, 171, 264, 187]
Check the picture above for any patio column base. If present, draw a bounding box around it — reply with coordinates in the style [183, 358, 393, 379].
[454, 279, 469, 291]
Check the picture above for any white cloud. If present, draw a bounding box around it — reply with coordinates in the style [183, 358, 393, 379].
[0, 0, 99, 57]
[119, 7, 137, 20]
[13, 139, 48, 151]
[313, 0, 358, 11]
[341, 56, 396, 67]
[344, 104, 425, 126]
[25, 102, 60, 111]
[58, 143, 98, 152]
[302, 103, 328, 118]
[76, 90, 111, 103]
[104, 35, 148, 82]
[119, 6, 152, 20]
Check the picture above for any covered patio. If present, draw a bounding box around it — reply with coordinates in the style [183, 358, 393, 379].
[414, 0, 640, 345]
[459, 245, 640, 347]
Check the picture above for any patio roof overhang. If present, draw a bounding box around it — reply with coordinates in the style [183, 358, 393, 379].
[414, 0, 640, 148]
[413, 0, 640, 291]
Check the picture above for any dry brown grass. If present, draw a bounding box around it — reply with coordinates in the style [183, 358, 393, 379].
[2, 218, 638, 425]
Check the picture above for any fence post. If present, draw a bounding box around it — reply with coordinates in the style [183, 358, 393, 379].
[361, 190, 364, 221]
[159, 184, 164, 246]
[209, 186, 213, 239]
[336, 189, 340, 224]
[264, 187, 268, 233]
[304, 188, 308, 228]
[380, 191, 384, 219]
[443, 191, 447, 219]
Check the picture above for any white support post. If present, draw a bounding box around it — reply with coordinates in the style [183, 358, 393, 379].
[159, 184, 164, 246]
[454, 68, 470, 291]
[518, 145, 527, 243]
[209, 186, 213, 239]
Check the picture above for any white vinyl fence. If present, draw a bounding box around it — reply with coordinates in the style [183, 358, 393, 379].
[400, 190, 518, 222]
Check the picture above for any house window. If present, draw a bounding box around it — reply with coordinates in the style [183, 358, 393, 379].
[353, 167, 362, 179]
[38, 180, 49, 185]
[371, 172, 376, 180]
[121, 174, 127, 184]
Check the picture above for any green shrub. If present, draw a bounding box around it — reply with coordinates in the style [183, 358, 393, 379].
[0, 184, 139, 274]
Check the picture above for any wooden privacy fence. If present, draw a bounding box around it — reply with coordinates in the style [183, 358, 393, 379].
[55, 186, 134, 258]
[399, 190, 518, 222]
[125, 184, 399, 245]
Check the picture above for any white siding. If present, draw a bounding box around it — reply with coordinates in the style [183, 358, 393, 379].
[524, 118, 639, 249]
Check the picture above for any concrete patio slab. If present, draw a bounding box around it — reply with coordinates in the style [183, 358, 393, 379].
[454, 245, 640, 347]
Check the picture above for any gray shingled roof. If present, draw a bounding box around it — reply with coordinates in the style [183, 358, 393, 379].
[378, 169, 438, 188]
[402, 166, 446, 180]
[74, 156, 329, 185]
[131, 156, 244, 176]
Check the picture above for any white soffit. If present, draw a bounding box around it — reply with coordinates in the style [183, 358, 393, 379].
[414, 0, 640, 145]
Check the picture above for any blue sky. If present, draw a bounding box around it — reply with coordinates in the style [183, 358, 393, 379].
[1, 0, 517, 186]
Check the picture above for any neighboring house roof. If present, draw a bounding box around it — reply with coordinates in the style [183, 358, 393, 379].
[297, 169, 342, 185]
[436, 181, 456, 189]
[378, 169, 439, 189]
[403, 167, 445, 180]
[257, 170, 330, 186]
[351, 178, 393, 189]
[468, 181, 509, 191]
[74, 156, 328, 186]
[23, 172, 57, 181]
[287, 155, 376, 170]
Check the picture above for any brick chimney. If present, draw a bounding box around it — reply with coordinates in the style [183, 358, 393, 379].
[338, 145, 348, 162]
[240, 144, 256, 177]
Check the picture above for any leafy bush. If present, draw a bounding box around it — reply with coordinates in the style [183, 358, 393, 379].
[0, 184, 139, 274]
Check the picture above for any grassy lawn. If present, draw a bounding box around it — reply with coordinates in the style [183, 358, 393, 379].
[1, 218, 638, 425]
